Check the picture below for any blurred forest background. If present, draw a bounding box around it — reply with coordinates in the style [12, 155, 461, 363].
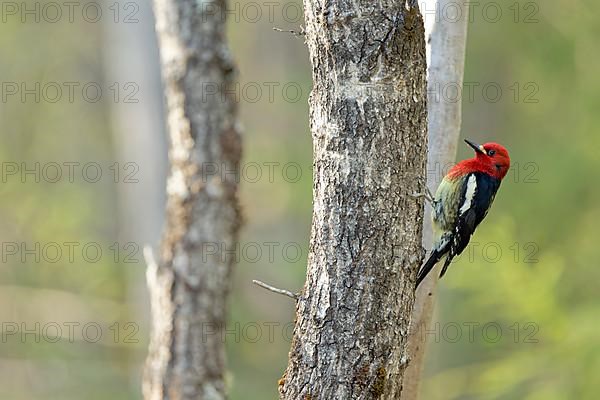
[0, 0, 597, 399]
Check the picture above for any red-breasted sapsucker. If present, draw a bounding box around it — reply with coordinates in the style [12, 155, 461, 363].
[416, 139, 511, 287]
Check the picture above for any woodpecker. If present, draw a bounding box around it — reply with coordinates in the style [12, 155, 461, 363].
[416, 139, 511, 288]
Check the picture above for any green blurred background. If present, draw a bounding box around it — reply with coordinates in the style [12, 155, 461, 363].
[0, 0, 597, 399]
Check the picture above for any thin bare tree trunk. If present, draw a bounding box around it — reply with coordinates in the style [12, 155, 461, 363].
[143, 1, 241, 399]
[103, 2, 168, 390]
[401, 1, 469, 398]
[278, 1, 428, 399]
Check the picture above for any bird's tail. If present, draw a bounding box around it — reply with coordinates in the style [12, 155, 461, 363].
[416, 250, 443, 288]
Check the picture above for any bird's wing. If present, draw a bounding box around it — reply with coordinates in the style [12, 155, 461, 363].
[417, 176, 470, 286]
[420, 172, 502, 285]
[431, 175, 469, 252]
[449, 172, 501, 259]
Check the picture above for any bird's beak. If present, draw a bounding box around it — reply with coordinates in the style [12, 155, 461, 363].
[464, 139, 487, 155]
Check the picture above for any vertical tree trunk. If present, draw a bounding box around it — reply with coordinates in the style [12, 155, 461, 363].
[103, 3, 168, 390]
[279, 1, 428, 399]
[401, 1, 469, 398]
[143, 1, 241, 399]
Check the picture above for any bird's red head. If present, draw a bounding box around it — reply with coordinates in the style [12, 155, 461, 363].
[450, 139, 511, 180]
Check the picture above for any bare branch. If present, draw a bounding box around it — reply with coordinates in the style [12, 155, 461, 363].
[272, 26, 305, 37]
[252, 279, 298, 300]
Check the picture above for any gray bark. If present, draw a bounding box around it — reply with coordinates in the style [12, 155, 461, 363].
[279, 1, 428, 399]
[143, 1, 242, 399]
[401, 1, 469, 398]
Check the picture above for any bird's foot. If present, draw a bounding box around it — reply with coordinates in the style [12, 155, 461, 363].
[410, 186, 435, 204]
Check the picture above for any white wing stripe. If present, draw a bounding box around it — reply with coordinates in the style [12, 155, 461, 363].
[459, 174, 477, 215]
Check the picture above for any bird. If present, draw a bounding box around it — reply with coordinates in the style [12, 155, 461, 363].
[415, 139, 511, 288]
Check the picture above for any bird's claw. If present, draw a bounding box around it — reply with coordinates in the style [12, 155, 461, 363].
[410, 186, 435, 204]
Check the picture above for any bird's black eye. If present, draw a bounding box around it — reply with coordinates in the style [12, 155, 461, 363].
[488, 150, 496, 156]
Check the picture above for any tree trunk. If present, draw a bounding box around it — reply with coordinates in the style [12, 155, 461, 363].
[143, 1, 242, 399]
[279, 1, 428, 399]
[103, 2, 168, 390]
[401, 1, 469, 398]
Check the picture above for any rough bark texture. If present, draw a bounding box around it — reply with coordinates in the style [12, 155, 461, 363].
[279, 1, 428, 399]
[402, 1, 469, 398]
[143, 1, 241, 399]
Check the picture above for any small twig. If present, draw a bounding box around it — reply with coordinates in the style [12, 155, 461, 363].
[252, 279, 299, 300]
[273, 26, 306, 37]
